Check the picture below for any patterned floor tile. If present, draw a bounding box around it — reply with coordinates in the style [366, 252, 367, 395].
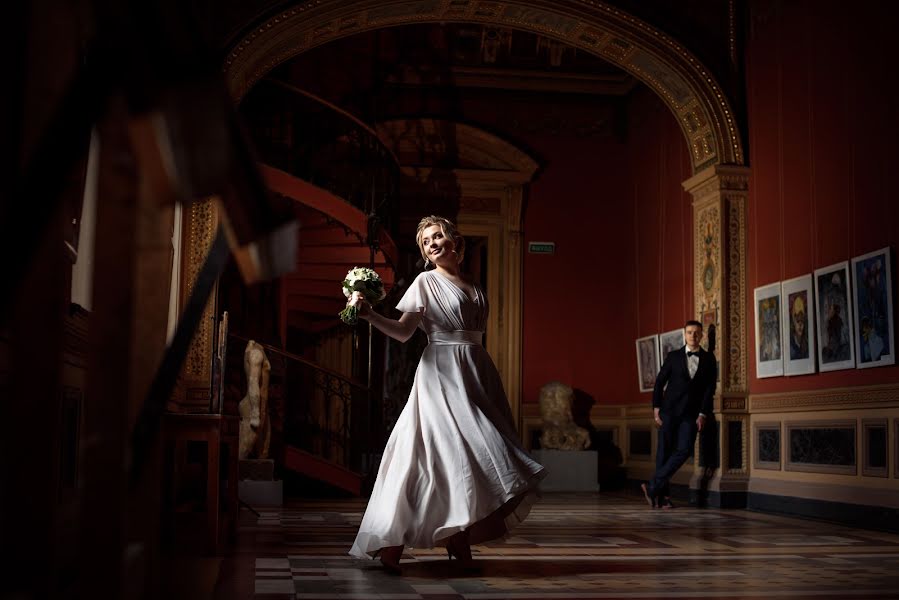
[215, 492, 899, 600]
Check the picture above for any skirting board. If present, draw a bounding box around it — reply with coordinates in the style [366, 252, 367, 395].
[748, 492, 899, 533]
[626, 477, 899, 531]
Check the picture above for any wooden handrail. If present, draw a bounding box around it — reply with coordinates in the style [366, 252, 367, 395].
[262, 78, 401, 167]
[228, 332, 368, 391]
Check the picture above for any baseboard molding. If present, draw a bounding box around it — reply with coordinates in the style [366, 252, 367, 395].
[626, 477, 899, 531]
[747, 492, 899, 533]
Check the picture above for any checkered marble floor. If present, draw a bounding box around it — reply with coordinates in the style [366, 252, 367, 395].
[217, 493, 899, 599]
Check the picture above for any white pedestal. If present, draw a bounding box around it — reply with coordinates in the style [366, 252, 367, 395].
[238, 479, 283, 507]
[532, 449, 599, 492]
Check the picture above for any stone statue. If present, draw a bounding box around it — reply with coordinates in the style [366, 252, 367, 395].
[239, 340, 271, 459]
[538, 381, 590, 451]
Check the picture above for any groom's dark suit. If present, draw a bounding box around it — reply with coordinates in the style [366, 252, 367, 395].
[646, 346, 716, 501]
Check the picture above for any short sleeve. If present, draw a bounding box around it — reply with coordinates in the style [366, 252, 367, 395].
[395, 272, 428, 314]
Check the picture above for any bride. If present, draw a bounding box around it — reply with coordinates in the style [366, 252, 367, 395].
[347, 215, 545, 572]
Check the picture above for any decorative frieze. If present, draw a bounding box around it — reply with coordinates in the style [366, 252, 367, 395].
[751, 383, 899, 412]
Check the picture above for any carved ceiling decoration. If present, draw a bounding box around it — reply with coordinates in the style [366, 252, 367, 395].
[376, 118, 539, 175]
[223, 0, 744, 172]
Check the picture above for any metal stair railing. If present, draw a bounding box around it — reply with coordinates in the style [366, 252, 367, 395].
[228, 333, 380, 482]
[240, 78, 400, 250]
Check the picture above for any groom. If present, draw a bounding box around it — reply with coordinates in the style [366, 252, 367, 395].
[642, 320, 716, 508]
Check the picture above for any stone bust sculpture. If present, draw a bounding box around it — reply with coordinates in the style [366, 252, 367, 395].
[538, 381, 590, 451]
[239, 340, 271, 459]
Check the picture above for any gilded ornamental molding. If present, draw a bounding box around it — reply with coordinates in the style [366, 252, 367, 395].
[184, 198, 218, 379]
[222, 0, 744, 173]
[726, 194, 747, 391]
[723, 396, 747, 411]
[750, 383, 899, 412]
[685, 165, 749, 396]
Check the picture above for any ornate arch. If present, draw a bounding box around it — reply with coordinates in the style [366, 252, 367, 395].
[199, 3, 751, 490]
[223, 0, 744, 172]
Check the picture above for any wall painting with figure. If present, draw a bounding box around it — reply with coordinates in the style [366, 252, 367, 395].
[851, 247, 894, 369]
[635, 334, 660, 392]
[781, 274, 816, 376]
[814, 261, 856, 372]
[658, 328, 684, 365]
[755, 282, 784, 378]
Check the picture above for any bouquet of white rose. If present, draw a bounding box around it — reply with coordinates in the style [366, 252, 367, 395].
[339, 266, 386, 325]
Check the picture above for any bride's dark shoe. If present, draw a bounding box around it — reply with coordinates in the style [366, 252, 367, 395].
[445, 531, 474, 567]
[375, 545, 403, 574]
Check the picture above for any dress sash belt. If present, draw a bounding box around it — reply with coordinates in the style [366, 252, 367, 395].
[428, 330, 483, 346]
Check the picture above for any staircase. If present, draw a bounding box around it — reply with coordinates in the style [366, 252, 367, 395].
[285, 446, 363, 496]
[240, 80, 401, 496]
[261, 164, 397, 342]
[258, 164, 397, 495]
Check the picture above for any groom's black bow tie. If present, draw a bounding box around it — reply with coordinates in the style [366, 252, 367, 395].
[686, 350, 700, 357]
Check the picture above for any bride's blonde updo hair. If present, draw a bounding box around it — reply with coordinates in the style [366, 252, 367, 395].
[415, 215, 465, 268]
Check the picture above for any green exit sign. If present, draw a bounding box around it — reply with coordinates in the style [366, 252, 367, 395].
[528, 241, 555, 254]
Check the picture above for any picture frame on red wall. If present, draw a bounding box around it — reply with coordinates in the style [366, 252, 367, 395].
[781, 274, 816, 376]
[635, 334, 660, 393]
[658, 328, 684, 366]
[850, 247, 894, 369]
[754, 282, 784, 378]
[814, 261, 856, 372]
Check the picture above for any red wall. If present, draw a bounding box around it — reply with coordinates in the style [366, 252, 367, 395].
[747, 0, 899, 392]
[522, 88, 693, 407]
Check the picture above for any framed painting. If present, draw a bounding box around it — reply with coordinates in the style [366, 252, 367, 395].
[814, 261, 856, 372]
[700, 308, 717, 352]
[781, 274, 816, 376]
[755, 282, 784, 378]
[658, 328, 684, 365]
[635, 334, 660, 392]
[851, 247, 894, 368]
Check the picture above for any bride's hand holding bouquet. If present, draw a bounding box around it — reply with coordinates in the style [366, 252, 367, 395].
[339, 267, 386, 325]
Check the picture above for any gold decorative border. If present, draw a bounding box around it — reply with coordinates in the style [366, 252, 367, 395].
[750, 383, 899, 412]
[725, 193, 746, 392]
[685, 165, 749, 397]
[221, 0, 744, 171]
[861, 418, 888, 478]
[722, 396, 747, 411]
[695, 202, 721, 313]
[184, 198, 218, 379]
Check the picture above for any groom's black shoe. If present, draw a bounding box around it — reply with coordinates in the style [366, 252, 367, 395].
[659, 496, 675, 510]
[640, 483, 657, 508]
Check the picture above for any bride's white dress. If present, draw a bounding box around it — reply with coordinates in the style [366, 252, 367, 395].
[349, 270, 546, 557]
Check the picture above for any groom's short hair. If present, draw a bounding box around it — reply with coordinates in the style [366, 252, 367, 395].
[685, 319, 703, 330]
